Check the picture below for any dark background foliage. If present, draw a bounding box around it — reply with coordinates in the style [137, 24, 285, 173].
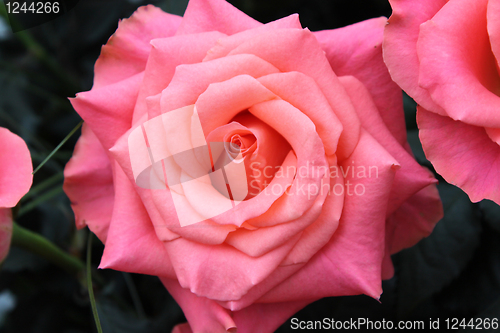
[0, 0, 498, 332]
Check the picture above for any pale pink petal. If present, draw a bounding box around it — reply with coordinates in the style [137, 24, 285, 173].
[0, 128, 33, 208]
[0, 209, 13, 263]
[383, 0, 447, 115]
[94, 5, 181, 89]
[71, 72, 142, 150]
[176, 0, 260, 36]
[316, 17, 407, 145]
[63, 124, 114, 242]
[99, 163, 176, 278]
[418, 107, 500, 203]
[257, 130, 399, 302]
[417, 0, 500, 127]
[227, 28, 360, 161]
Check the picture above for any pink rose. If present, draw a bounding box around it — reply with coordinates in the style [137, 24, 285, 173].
[0, 128, 33, 263]
[384, 0, 500, 204]
[63, 0, 442, 331]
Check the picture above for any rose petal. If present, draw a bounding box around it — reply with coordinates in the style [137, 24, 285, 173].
[63, 124, 114, 242]
[339, 75, 438, 215]
[71, 72, 143, 150]
[418, 106, 500, 203]
[417, 0, 500, 127]
[133, 31, 226, 123]
[94, 5, 181, 89]
[164, 231, 301, 301]
[383, 0, 447, 115]
[99, 163, 176, 278]
[160, 54, 279, 115]
[176, 0, 261, 36]
[315, 17, 407, 145]
[203, 14, 302, 61]
[0, 128, 33, 208]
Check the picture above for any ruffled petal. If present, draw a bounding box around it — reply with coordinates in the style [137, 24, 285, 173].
[94, 5, 181, 88]
[418, 107, 500, 203]
[63, 124, 114, 242]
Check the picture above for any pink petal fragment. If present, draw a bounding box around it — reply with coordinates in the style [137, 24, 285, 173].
[418, 107, 500, 204]
[63, 124, 114, 242]
[176, 0, 261, 36]
[94, 5, 181, 88]
[0, 128, 33, 208]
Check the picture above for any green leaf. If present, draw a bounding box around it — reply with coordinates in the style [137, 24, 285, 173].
[394, 181, 482, 317]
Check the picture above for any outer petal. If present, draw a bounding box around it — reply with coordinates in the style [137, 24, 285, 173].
[63, 124, 114, 242]
[418, 107, 500, 203]
[315, 17, 407, 145]
[417, 0, 500, 127]
[0, 209, 13, 263]
[94, 5, 181, 89]
[0, 128, 33, 208]
[339, 76, 437, 215]
[99, 162, 176, 278]
[163, 277, 312, 333]
[176, 0, 261, 36]
[383, 0, 447, 115]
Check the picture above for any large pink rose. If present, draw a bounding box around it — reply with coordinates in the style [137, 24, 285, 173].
[0, 128, 33, 263]
[384, 0, 500, 204]
[64, 0, 442, 331]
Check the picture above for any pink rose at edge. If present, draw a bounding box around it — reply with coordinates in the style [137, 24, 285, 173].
[383, 0, 500, 204]
[0, 127, 33, 263]
[63, 0, 443, 332]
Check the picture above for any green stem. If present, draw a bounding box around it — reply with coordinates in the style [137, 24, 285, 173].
[87, 234, 103, 333]
[11, 222, 85, 275]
